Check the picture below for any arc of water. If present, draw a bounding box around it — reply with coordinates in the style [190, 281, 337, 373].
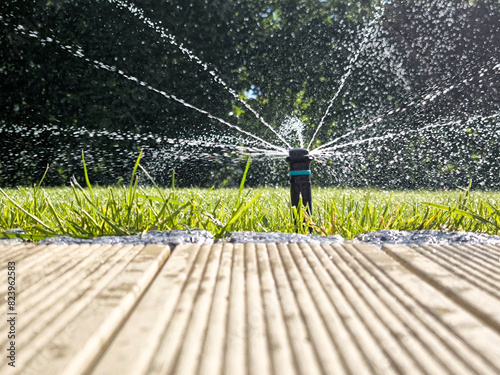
[107, 0, 292, 149]
[65, 125, 287, 157]
[306, 56, 358, 149]
[97, 66, 288, 154]
[307, 2, 390, 150]
[72, 126, 286, 156]
[160, 138, 287, 157]
[313, 60, 500, 153]
[311, 112, 500, 157]
[14, 24, 287, 154]
[312, 112, 389, 153]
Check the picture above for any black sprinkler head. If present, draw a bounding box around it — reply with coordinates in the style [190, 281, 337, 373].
[286, 148, 314, 223]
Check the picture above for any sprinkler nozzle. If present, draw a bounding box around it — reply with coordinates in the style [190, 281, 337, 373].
[286, 148, 314, 228]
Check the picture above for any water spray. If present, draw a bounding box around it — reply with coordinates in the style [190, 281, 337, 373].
[286, 148, 314, 230]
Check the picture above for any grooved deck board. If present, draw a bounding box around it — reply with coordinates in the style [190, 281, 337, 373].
[0, 243, 171, 375]
[0, 242, 499, 375]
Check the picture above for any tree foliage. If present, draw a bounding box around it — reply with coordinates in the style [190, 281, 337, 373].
[0, 0, 499, 188]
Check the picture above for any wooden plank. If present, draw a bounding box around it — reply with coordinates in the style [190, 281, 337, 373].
[172, 243, 223, 375]
[307, 243, 397, 374]
[256, 243, 296, 375]
[17, 244, 170, 375]
[245, 243, 272, 375]
[278, 243, 346, 375]
[322, 244, 426, 374]
[197, 243, 233, 375]
[384, 244, 500, 332]
[91, 243, 203, 375]
[0, 244, 118, 349]
[1, 243, 67, 270]
[354, 243, 499, 374]
[266, 243, 323, 375]
[60, 244, 171, 375]
[480, 244, 500, 257]
[14, 244, 93, 296]
[146, 244, 214, 374]
[14, 244, 77, 276]
[347, 243, 480, 373]
[295, 243, 389, 375]
[223, 243, 248, 375]
[0, 244, 154, 374]
[459, 244, 500, 267]
[3, 242, 500, 375]
[418, 244, 500, 298]
[0, 243, 39, 263]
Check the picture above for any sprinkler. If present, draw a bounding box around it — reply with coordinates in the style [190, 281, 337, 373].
[286, 148, 314, 229]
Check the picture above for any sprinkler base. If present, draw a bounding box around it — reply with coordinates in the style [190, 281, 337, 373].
[286, 148, 314, 232]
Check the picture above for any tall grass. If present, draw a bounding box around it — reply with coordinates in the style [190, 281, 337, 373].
[1, 156, 499, 241]
[311, 187, 500, 238]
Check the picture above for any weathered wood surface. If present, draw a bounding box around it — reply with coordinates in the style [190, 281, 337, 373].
[0, 242, 499, 374]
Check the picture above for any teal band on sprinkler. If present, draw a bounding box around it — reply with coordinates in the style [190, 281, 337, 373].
[289, 170, 311, 176]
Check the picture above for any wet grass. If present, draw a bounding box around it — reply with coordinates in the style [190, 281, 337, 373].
[1, 182, 500, 241]
[1, 157, 499, 241]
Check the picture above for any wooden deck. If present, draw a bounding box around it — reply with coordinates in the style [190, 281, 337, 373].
[1, 241, 500, 374]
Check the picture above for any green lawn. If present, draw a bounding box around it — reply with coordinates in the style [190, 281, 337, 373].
[0, 154, 498, 241]
[1, 181, 500, 241]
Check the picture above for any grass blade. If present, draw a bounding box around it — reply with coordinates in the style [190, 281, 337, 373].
[0, 188, 58, 235]
[81, 151, 94, 202]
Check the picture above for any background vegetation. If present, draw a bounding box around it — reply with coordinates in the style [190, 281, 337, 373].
[1, 0, 499, 188]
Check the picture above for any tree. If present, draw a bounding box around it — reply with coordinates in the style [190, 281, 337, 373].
[1, 0, 499, 188]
